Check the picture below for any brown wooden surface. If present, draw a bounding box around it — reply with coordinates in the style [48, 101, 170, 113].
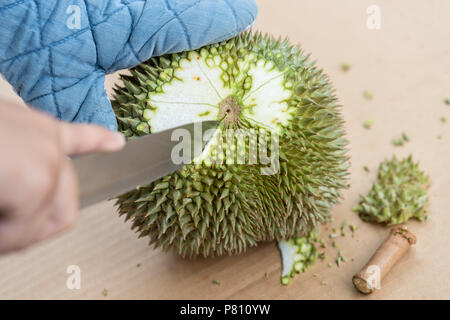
[0, 0, 449, 299]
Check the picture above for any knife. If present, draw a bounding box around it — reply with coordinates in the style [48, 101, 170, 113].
[72, 120, 219, 209]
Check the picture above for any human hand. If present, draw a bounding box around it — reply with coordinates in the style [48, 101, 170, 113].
[0, 101, 125, 253]
[0, 0, 258, 130]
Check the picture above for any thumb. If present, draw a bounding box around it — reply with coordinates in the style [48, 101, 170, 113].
[59, 122, 125, 156]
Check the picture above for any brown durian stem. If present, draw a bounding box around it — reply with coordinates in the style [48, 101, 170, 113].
[352, 225, 416, 294]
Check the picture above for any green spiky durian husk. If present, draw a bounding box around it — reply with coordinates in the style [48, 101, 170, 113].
[353, 155, 430, 225]
[112, 32, 349, 258]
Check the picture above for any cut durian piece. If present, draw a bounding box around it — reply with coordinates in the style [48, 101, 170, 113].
[279, 232, 318, 286]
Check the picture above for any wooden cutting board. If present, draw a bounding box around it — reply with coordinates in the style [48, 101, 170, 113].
[0, 0, 449, 299]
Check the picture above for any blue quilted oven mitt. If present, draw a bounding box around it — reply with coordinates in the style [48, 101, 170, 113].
[0, 0, 258, 130]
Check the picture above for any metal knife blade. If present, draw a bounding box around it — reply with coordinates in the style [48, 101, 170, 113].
[72, 120, 219, 209]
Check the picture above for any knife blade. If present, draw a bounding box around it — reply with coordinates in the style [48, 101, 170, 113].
[72, 120, 219, 209]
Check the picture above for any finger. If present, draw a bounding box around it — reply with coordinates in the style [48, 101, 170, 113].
[0, 220, 37, 253]
[35, 160, 79, 242]
[0, 160, 79, 252]
[59, 122, 125, 155]
[0, 222, 31, 253]
[0, 205, 53, 253]
[0, 162, 69, 252]
[0, 183, 57, 252]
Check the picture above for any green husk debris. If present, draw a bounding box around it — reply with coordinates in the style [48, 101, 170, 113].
[363, 90, 373, 100]
[278, 231, 318, 286]
[402, 132, 410, 142]
[353, 155, 430, 225]
[329, 233, 339, 239]
[336, 250, 347, 267]
[349, 224, 357, 237]
[392, 132, 409, 146]
[363, 119, 374, 129]
[341, 63, 351, 72]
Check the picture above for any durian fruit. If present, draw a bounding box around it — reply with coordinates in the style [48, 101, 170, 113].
[112, 32, 349, 258]
[353, 155, 430, 225]
[278, 231, 318, 286]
